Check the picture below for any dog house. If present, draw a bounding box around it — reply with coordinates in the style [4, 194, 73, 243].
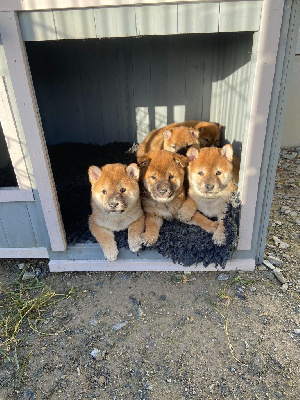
[0, 0, 299, 272]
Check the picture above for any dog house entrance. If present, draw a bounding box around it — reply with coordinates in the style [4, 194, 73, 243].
[25, 32, 255, 268]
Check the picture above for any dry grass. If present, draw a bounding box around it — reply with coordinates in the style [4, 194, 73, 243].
[0, 270, 74, 381]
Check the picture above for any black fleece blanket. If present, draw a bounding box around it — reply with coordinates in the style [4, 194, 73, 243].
[48, 142, 240, 268]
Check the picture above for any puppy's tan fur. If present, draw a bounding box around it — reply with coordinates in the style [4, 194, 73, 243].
[136, 120, 222, 158]
[139, 150, 218, 246]
[179, 145, 240, 245]
[138, 150, 187, 246]
[88, 163, 144, 261]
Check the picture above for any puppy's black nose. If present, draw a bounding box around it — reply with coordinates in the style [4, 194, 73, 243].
[109, 201, 119, 208]
[205, 183, 214, 191]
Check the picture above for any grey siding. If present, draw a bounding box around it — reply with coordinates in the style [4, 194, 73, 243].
[26, 33, 254, 147]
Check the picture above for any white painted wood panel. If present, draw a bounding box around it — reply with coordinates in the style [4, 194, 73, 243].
[1, 1, 257, 12]
[49, 256, 256, 272]
[18, 10, 57, 41]
[94, 6, 136, 38]
[219, 1, 262, 32]
[0, 247, 49, 258]
[135, 4, 178, 36]
[0, 77, 32, 190]
[54, 9, 96, 39]
[178, 2, 219, 34]
[0, 12, 66, 251]
[237, 0, 285, 250]
[0, 189, 34, 202]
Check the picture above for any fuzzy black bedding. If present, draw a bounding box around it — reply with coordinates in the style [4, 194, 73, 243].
[48, 142, 240, 268]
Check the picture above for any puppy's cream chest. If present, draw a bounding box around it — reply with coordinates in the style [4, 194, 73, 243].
[195, 197, 228, 220]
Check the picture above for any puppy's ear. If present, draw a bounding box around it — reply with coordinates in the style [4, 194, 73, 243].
[126, 163, 140, 180]
[163, 129, 172, 139]
[221, 144, 233, 162]
[190, 129, 199, 138]
[137, 155, 151, 168]
[186, 147, 199, 162]
[173, 153, 188, 168]
[88, 165, 101, 184]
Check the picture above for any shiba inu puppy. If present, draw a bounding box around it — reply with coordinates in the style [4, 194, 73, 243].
[183, 120, 222, 148]
[136, 125, 200, 159]
[179, 144, 240, 245]
[136, 120, 222, 159]
[88, 163, 144, 261]
[139, 150, 218, 246]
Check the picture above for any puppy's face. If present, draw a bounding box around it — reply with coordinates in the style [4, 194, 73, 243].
[88, 163, 140, 213]
[198, 124, 222, 148]
[187, 145, 233, 198]
[139, 150, 187, 203]
[163, 126, 200, 155]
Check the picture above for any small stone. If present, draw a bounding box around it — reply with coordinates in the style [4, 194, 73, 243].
[249, 286, 257, 292]
[293, 329, 300, 335]
[280, 206, 290, 213]
[137, 307, 144, 318]
[166, 378, 172, 383]
[267, 256, 283, 266]
[296, 219, 300, 225]
[279, 241, 289, 249]
[22, 271, 36, 280]
[18, 263, 25, 270]
[111, 321, 128, 331]
[35, 267, 42, 277]
[290, 211, 297, 217]
[281, 283, 288, 292]
[272, 236, 281, 245]
[217, 273, 229, 281]
[230, 367, 236, 373]
[89, 319, 98, 326]
[91, 348, 100, 359]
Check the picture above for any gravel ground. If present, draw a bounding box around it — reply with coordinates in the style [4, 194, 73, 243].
[0, 147, 299, 400]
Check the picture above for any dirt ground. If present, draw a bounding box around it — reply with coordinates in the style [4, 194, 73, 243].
[0, 147, 299, 400]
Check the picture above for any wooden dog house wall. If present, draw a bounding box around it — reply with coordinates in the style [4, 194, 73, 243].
[0, 0, 299, 272]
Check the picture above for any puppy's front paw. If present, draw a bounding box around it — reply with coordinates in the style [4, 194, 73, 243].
[141, 232, 158, 247]
[128, 235, 143, 253]
[103, 246, 118, 261]
[212, 229, 226, 246]
[178, 207, 194, 223]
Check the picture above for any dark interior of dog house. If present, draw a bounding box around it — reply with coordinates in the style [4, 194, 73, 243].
[0, 125, 17, 188]
[24, 32, 255, 266]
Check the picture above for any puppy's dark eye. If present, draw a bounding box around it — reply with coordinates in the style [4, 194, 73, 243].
[215, 140, 220, 146]
[171, 145, 176, 149]
[120, 187, 126, 193]
[102, 189, 107, 194]
[169, 174, 174, 180]
[198, 171, 204, 176]
[216, 171, 222, 175]
[151, 175, 156, 180]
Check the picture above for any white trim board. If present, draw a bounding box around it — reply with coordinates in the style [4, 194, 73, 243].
[0, 1, 261, 12]
[0, 189, 34, 202]
[0, 12, 67, 252]
[49, 258, 255, 272]
[0, 247, 49, 258]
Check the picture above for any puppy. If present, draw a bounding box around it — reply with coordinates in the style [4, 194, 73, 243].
[136, 120, 222, 158]
[138, 150, 188, 246]
[179, 144, 240, 245]
[136, 125, 200, 159]
[88, 163, 144, 261]
[182, 120, 222, 148]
